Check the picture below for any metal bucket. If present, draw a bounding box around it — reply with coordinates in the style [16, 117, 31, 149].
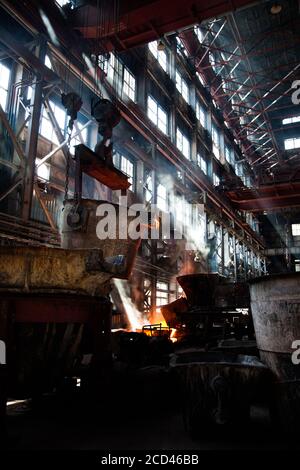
[249, 273, 300, 430]
[61, 199, 141, 279]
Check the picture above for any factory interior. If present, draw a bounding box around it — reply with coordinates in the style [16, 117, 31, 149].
[0, 0, 300, 456]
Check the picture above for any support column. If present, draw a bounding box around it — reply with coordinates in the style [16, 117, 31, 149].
[22, 38, 46, 220]
[150, 143, 158, 313]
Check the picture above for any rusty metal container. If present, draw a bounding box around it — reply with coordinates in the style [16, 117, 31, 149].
[61, 199, 141, 279]
[249, 273, 300, 430]
[0, 246, 113, 296]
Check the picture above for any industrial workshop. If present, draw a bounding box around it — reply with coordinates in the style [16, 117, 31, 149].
[0, 0, 299, 456]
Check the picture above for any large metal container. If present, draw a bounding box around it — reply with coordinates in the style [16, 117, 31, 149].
[249, 273, 300, 430]
[0, 246, 113, 297]
[61, 199, 141, 279]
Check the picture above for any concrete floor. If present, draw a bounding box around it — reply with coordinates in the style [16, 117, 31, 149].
[4, 394, 298, 451]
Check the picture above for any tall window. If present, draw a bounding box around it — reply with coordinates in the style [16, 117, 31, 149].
[225, 146, 231, 163]
[156, 281, 169, 307]
[213, 173, 220, 186]
[39, 101, 66, 144]
[196, 101, 206, 128]
[176, 71, 189, 103]
[147, 96, 168, 134]
[120, 155, 134, 187]
[123, 67, 136, 101]
[212, 125, 220, 160]
[157, 183, 167, 211]
[176, 128, 190, 159]
[284, 137, 300, 150]
[0, 63, 10, 111]
[148, 41, 167, 72]
[107, 53, 117, 81]
[197, 154, 207, 174]
[99, 53, 116, 82]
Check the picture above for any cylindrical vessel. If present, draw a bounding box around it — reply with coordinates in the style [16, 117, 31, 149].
[249, 273, 300, 430]
[61, 199, 141, 279]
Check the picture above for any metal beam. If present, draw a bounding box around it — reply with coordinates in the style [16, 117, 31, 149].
[22, 38, 46, 220]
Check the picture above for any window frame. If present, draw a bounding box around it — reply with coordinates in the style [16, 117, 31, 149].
[284, 137, 300, 150]
[148, 41, 168, 72]
[197, 153, 207, 175]
[176, 127, 190, 159]
[196, 101, 206, 128]
[147, 95, 168, 135]
[156, 183, 168, 212]
[0, 63, 11, 111]
[156, 281, 169, 307]
[123, 66, 136, 101]
[176, 71, 189, 103]
[119, 153, 135, 189]
[39, 100, 67, 144]
[212, 125, 220, 160]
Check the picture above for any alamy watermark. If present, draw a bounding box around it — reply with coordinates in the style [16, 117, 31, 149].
[291, 80, 300, 105]
[95, 196, 204, 244]
[0, 340, 6, 365]
[291, 340, 300, 365]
